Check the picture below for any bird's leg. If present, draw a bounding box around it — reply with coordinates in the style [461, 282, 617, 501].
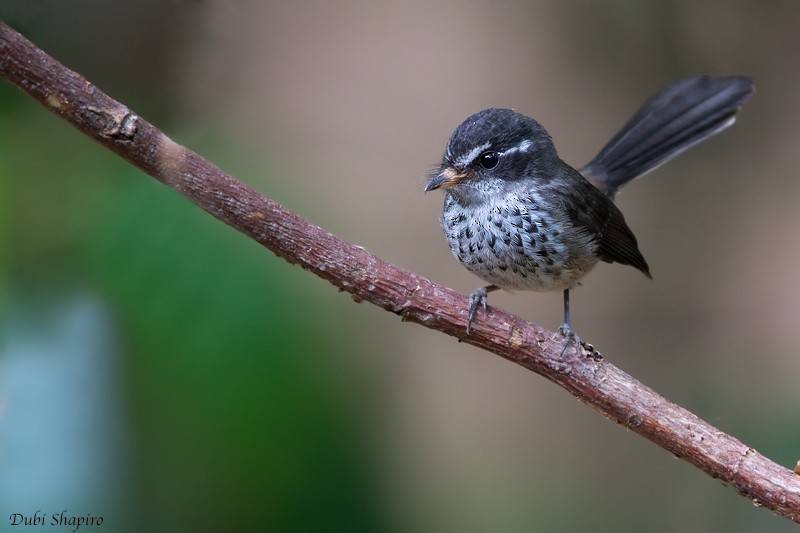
[467, 285, 499, 333]
[558, 288, 582, 357]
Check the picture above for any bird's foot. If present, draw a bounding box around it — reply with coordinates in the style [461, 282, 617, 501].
[557, 324, 602, 359]
[558, 323, 581, 358]
[466, 287, 489, 333]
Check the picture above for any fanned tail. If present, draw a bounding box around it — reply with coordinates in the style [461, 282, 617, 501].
[580, 75, 754, 199]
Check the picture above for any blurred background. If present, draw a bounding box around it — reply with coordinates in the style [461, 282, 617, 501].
[1, 1, 799, 531]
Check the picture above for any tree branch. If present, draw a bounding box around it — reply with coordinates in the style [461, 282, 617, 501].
[1, 21, 798, 523]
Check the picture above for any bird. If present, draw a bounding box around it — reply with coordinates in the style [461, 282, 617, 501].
[424, 75, 754, 354]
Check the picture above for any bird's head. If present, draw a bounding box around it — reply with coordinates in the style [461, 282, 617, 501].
[424, 108, 556, 197]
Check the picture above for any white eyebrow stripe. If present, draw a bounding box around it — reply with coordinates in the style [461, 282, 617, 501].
[454, 141, 492, 168]
[502, 139, 532, 156]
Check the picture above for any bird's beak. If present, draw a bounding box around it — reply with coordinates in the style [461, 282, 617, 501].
[424, 167, 468, 192]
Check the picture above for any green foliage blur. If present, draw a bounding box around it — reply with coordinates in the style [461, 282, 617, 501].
[0, 60, 382, 533]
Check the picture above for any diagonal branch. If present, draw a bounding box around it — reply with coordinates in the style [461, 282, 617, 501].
[1, 21, 798, 523]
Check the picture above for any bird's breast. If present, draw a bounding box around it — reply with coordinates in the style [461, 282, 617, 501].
[440, 191, 599, 291]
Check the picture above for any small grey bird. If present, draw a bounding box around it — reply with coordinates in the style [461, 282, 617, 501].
[424, 76, 754, 353]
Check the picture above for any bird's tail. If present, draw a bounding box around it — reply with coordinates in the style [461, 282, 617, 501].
[580, 75, 754, 199]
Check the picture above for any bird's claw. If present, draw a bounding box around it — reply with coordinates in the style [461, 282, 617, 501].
[558, 323, 581, 358]
[467, 287, 489, 333]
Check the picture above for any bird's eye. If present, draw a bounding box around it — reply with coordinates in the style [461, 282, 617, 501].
[478, 151, 500, 170]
